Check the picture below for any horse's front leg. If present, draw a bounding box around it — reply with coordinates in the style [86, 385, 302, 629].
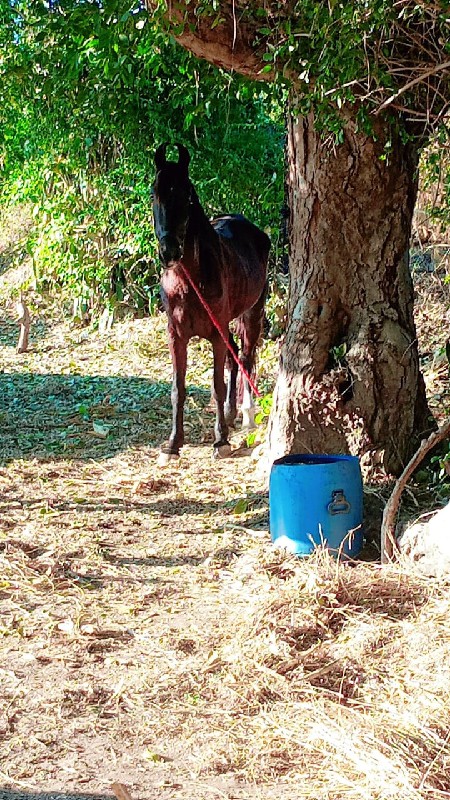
[211, 334, 232, 458]
[159, 325, 187, 465]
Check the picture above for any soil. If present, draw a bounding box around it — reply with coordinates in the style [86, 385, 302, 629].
[1, 226, 450, 800]
[0, 257, 285, 800]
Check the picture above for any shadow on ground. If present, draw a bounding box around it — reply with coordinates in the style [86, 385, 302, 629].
[0, 373, 211, 464]
[0, 317, 50, 350]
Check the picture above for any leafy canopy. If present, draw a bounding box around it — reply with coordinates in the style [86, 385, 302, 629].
[150, 0, 449, 134]
[0, 0, 284, 310]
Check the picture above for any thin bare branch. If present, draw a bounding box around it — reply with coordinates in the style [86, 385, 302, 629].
[381, 419, 450, 563]
[375, 60, 450, 115]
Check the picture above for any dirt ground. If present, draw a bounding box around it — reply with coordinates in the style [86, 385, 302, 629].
[1, 240, 450, 800]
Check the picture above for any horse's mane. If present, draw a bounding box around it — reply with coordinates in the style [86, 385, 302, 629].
[187, 183, 219, 286]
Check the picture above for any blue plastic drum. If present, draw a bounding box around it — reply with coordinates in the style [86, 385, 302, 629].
[269, 454, 363, 558]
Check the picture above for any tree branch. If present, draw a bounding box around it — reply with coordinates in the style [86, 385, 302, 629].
[381, 418, 450, 563]
[375, 60, 450, 115]
[145, 1, 269, 80]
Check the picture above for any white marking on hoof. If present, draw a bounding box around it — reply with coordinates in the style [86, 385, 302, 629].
[242, 406, 256, 430]
[213, 443, 232, 460]
[157, 451, 179, 467]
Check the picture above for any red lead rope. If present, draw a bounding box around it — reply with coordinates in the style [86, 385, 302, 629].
[178, 262, 261, 398]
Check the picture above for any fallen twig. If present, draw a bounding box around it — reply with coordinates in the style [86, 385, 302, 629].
[111, 782, 134, 800]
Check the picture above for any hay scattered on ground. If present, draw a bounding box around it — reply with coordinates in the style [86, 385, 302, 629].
[1, 221, 450, 800]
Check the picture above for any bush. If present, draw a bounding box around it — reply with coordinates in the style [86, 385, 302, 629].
[0, 1, 285, 315]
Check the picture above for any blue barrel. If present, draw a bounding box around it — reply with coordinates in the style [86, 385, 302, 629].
[269, 454, 363, 558]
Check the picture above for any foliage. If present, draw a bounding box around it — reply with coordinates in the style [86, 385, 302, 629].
[154, 0, 449, 134]
[0, 0, 284, 312]
[245, 392, 273, 447]
[419, 128, 450, 235]
[430, 443, 450, 484]
[265, 274, 287, 339]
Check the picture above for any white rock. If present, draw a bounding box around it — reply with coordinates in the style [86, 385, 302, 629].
[399, 502, 450, 577]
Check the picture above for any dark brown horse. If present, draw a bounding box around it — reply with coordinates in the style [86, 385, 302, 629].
[152, 143, 270, 464]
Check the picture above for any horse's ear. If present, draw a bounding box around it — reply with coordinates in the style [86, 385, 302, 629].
[176, 143, 190, 173]
[155, 143, 167, 171]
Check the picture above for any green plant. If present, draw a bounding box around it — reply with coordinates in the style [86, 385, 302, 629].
[246, 392, 273, 447]
[430, 442, 450, 482]
[0, 0, 285, 315]
[0, 0, 283, 316]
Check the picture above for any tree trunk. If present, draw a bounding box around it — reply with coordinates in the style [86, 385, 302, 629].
[269, 109, 433, 475]
[144, 2, 435, 475]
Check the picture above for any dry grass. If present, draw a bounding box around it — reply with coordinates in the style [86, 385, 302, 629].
[414, 263, 450, 419]
[1, 221, 450, 800]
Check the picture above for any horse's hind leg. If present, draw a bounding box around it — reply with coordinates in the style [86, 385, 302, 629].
[240, 345, 257, 430]
[211, 333, 232, 458]
[224, 331, 238, 427]
[159, 326, 187, 465]
[238, 287, 266, 430]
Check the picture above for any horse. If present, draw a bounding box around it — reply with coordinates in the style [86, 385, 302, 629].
[152, 142, 270, 464]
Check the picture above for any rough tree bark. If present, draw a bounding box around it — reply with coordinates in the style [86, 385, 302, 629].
[147, 2, 434, 475]
[269, 111, 433, 475]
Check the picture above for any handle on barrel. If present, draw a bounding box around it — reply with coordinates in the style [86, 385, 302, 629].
[327, 489, 351, 516]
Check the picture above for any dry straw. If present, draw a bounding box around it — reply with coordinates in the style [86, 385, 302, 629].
[1, 225, 450, 799]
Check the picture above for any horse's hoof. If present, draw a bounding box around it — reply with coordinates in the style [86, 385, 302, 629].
[157, 450, 179, 467]
[213, 443, 232, 459]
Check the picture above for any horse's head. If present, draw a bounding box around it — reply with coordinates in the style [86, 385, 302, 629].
[152, 143, 192, 265]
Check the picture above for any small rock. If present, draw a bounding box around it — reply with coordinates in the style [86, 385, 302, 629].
[399, 502, 450, 577]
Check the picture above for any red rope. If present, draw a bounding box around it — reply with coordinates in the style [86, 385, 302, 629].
[178, 262, 261, 398]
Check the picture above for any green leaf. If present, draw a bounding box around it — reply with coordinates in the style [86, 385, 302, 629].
[232, 498, 248, 515]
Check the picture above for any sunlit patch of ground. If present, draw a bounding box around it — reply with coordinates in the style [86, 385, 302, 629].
[1, 221, 450, 799]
